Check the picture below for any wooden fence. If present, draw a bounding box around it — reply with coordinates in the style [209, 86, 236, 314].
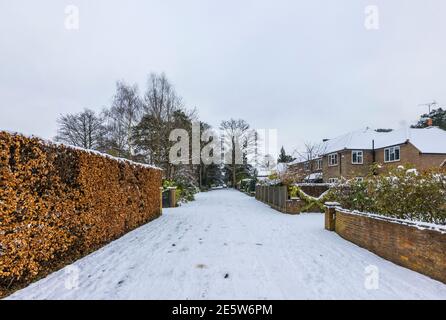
[255, 185, 302, 214]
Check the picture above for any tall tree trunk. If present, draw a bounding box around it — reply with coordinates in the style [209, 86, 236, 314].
[199, 165, 202, 189]
[232, 137, 236, 188]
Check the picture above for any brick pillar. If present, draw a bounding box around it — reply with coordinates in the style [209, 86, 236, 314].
[168, 187, 177, 208]
[324, 202, 339, 231]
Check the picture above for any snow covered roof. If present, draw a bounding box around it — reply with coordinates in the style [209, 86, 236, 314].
[401, 127, 446, 154]
[323, 127, 446, 154]
[323, 128, 377, 154]
[289, 156, 321, 166]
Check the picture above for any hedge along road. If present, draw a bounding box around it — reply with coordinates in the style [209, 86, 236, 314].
[7, 189, 446, 299]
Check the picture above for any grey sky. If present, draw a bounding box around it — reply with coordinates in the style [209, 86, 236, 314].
[1, 0, 445, 154]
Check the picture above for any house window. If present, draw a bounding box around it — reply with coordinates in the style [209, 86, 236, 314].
[304, 162, 310, 171]
[351, 150, 363, 164]
[328, 178, 339, 184]
[355, 177, 364, 182]
[316, 159, 323, 170]
[328, 153, 338, 166]
[384, 146, 400, 162]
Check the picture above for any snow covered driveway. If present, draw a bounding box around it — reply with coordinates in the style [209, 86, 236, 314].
[7, 189, 446, 300]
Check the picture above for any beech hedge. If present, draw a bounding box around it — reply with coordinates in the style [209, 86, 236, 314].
[0, 132, 162, 297]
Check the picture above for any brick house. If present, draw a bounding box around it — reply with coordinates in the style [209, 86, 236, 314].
[288, 157, 323, 182]
[289, 127, 446, 183]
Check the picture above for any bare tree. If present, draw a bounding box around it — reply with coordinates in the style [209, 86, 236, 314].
[133, 73, 197, 179]
[103, 81, 143, 158]
[294, 142, 325, 167]
[141, 73, 179, 167]
[55, 108, 105, 150]
[290, 141, 326, 181]
[259, 154, 276, 172]
[220, 119, 256, 188]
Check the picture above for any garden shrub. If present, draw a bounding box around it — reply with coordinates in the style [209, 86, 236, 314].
[329, 166, 446, 224]
[240, 179, 256, 194]
[163, 178, 198, 203]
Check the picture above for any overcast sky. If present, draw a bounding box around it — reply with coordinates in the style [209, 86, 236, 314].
[1, 0, 445, 153]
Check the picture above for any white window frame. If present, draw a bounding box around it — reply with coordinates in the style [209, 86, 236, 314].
[328, 153, 338, 166]
[384, 146, 401, 163]
[328, 178, 339, 184]
[355, 177, 364, 182]
[316, 159, 323, 170]
[351, 150, 364, 164]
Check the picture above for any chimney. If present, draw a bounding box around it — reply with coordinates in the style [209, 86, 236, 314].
[426, 118, 433, 127]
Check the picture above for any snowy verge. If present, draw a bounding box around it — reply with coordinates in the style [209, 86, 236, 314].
[6, 189, 446, 300]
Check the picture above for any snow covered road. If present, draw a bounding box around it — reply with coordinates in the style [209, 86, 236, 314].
[7, 189, 446, 300]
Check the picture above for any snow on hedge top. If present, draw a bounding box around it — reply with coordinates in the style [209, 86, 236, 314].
[2, 130, 163, 171]
[323, 126, 446, 154]
[63, 144, 163, 171]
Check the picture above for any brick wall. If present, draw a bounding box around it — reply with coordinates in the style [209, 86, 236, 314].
[330, 208, 446, 284]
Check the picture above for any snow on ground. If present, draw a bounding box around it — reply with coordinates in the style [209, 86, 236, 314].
[7, 189, 446, 300]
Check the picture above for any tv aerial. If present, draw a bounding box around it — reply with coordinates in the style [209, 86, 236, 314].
[418, 100, 439, 114]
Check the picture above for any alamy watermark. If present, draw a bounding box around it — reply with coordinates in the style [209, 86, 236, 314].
[64, 265, 80, 290]
[168, 123, 278, 168]
[364, 5, 380, 30]
[65, 5, 80, 31]
[364, 265, 380, 290]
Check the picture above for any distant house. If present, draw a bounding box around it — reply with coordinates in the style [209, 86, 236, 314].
[289, 126, 446, 183]
[288, 157, 323, 183]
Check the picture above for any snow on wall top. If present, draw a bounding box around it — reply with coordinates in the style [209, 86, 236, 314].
[1, 130, 163, 171]
[323, 126, 446, 155]
[336, 207, 446, 233]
